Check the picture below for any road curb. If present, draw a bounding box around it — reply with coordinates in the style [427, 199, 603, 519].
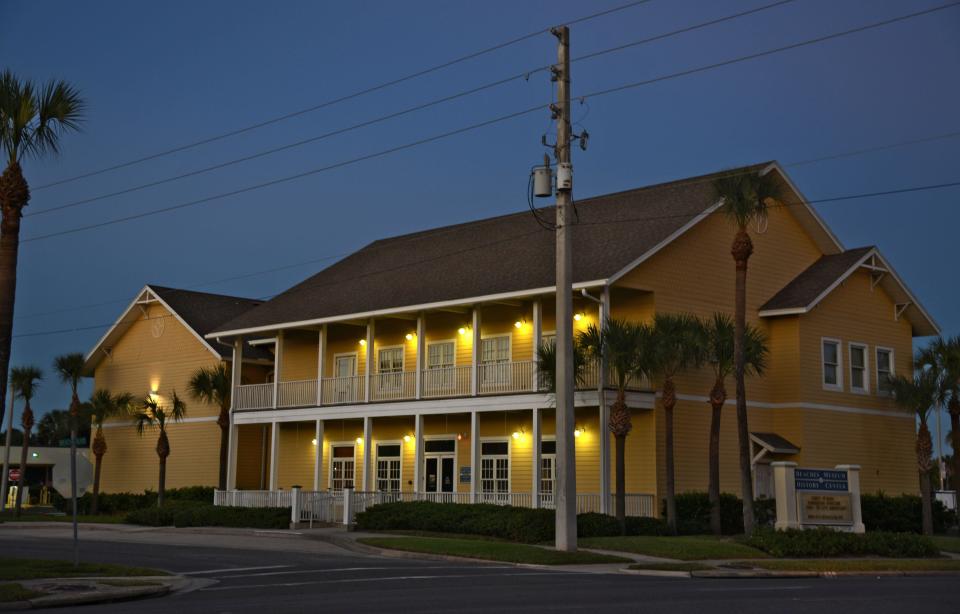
[690, 569, 960, 579]
[0, 578, 176, 610]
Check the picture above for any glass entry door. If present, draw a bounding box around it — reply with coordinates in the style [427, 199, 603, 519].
[424, 456, 455, 493]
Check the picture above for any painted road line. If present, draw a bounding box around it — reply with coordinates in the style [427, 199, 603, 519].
[202, 572, 560, 591]
[179, 565, 294, 575]
[216, 565, 515, 579]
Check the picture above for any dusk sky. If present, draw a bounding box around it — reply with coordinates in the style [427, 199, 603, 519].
[1, 0, 958, 446]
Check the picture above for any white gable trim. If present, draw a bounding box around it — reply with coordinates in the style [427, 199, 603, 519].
[83, 285, 224, 374]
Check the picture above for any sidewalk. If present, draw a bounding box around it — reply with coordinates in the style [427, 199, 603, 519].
[0, 575, 206, 610]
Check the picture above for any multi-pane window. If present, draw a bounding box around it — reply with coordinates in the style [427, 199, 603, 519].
[378, 347, 403, 391]
[376, 444, 401, 493]
[481, 336, 511, 386]
[877, 348, 894, 395]
[539, 440, 556, 505]
[822, 339, 841, 389]
[849, 343, 868, 393]
[480, 441, 510, 496]
[330, 445, 355, 491]
[425, 341, 456, 392]
[427, 342, 455, 369]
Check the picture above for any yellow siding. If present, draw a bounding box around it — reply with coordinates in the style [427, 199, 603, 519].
[280, 333, 317, 382]
[236, 424, 267, 489]
[276, 422, 315, 489]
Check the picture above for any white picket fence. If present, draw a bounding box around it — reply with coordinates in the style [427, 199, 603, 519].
[214, 488, 655, 527]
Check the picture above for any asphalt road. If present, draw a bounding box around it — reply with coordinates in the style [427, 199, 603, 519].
[1, 526, 958, 613]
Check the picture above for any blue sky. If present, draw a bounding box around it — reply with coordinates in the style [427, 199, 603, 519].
[1, 0, 958, 447]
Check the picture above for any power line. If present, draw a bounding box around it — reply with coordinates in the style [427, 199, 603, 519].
[28, 0, 799, 219]
[21, 1, 956, 244]
[13, 177, 960, 339]
[31, 0, 655, 191]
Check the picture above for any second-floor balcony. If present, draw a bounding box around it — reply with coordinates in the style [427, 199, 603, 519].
[233, 358, 647, 411]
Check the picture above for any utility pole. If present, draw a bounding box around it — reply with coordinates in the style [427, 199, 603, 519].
[552, 25, 577, 553]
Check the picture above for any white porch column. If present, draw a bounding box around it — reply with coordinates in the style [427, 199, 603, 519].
[269, 421, 280, 491]
[226, 338, 243, 490]
[317, 325, 327, 406]
[532, 407, 541, 508]
[362, 416, 372, 491]
[413, 415, 425, 494]
[272, 331, 284, 409]
[415, 313, 424, 399]
[364, 320, 374, 402]
[471, 308, 481, 396]
[230, 338, 244, 406]
[226, 424, 239, 490]
[599, 286, 611, 514]
[532, 300, 542, 391]
[470, 411, 481, 502]
[313, 420, 324, 491]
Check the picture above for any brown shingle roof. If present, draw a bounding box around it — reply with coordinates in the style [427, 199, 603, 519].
[758, 247, 875, 313]
[148, 286, 269, 359]
[212, 163, 777, 334]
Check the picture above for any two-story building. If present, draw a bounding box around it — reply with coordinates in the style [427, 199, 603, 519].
[86, 162, 938, 516]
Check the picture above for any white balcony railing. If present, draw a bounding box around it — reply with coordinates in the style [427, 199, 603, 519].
[370, 371, 416, 402]
[278, 379, 318, 408]
[421, 365, 472, 398]
[478, 360, 535, 395]
[321, 375, 365, 405]
[234, 383, 274, 410]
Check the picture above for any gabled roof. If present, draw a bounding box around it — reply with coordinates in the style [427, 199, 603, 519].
[211, 161, 847, 337]
[759, 246, 939, 337]
[750, 432, 800, 455]
[82, 285, 268, 375]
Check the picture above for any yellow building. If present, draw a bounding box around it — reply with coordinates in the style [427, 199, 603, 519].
[82, 286, 271, 492]
[87, 163, 939, 516]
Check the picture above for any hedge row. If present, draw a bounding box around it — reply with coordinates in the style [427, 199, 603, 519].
[861, 493, 952, 534]
[355, 502, 671, 542]
[52, 486, 215, 515]
[747, 528, 939, 558]
[667, 492, 776, 535]
[125, 501, 290, 529]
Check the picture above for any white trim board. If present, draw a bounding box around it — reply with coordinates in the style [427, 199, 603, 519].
[102, 415, 219, 429]
[670, 393, 913, 420]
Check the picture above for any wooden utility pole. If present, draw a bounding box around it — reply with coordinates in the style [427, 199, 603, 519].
[552, 25, 577, 553]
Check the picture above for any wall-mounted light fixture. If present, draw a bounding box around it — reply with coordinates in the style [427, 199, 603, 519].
[355, 437, 363, 445]
[359, 339, 366, 346]
[573, 313, 584, 321]
[405, 333, 414, 341]
[574, 425, 585, 438]
[403, 434, 413, 443]
[458, 327, 468, 336]
[511, 427, 526, 440]
[311, 438, 318, 446]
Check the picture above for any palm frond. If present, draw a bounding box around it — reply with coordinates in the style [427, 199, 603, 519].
[53, 352, 85, 391]
[713, 171, 784, 229]
[0, 71, 83, 162]
[888, 370, 938, 422]
[536, 338, 587, 393]
[188, 363, 231, 409]
[9, 365, 43, 402]
[647, 313, 706, 382]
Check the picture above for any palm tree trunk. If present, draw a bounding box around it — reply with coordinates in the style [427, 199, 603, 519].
[949, 399, 960, 523]
[708, 378, 726, 536]
[157, 429, 170, 507]
[0, 161, 28, 461]
[218, 406, 229, 491]
[918, 422, 934, 536]
[615, 434, 626, 533]
[91, 426, 107, 515]
[732, 226, 756, 535]
[14, 429, 29, 517]
[663, 377, 677, 535]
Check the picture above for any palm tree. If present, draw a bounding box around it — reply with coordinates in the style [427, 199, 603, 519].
[646, 313, 706, 534]
[134, 391, 186, 506]
[535, 338, 587, 393]
[713, 170, 783, 534]
[0, 71, 84, 446]
[88, 389, 133, 515]
[578, 318, 649, 531]
[54, 352, 86, 521]
[915, 336, 960, 518]
[10, 365, 41, 517]
[701, 313, 768, 535]
[187, 364, 232, 490]
[889, 369, 938, 535]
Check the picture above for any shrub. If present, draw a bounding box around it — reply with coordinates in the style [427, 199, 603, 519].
[355, 502, 555, 543]
[861, 493, 952, 534]
[665, 492, 774, 535]
[624, 516, 669, 536]
[747, 528, 939, 558]
[53, 486, 216, 515]
[125, 501, 289, 529]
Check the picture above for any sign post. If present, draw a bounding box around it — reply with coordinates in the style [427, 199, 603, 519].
[772, 462, 864, 533]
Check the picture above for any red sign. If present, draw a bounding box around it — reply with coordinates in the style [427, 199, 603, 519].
[7, 469, 20, 482]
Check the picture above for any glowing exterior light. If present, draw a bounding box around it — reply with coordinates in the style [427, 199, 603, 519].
[574, 428, 583, 438]
[405, 333, 414, 341]
[512, 431, 521, 440]
[514, 321, 522, 329]
[311, 438, 318, 446]
[31, 452, 39, 458]
[359, 339, 366, 346]
[356, 437, 363, 445]
[458, 327, 467, 336]
[403, 434, 412, 443]
[573, 313, 583, 321]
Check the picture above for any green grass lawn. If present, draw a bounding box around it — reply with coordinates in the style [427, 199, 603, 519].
[750, 559, 960, 572]
[358, 537, 631, 565]
[628, 562, 713, 572]
[931, 536, 960, 554]
[0, 512, 127, 524]
[0, 582, 44, 603]
[0, 558, 166, 581]
[579, 536, 768, 561]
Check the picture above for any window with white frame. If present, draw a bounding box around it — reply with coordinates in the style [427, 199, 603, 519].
[425, 341, 455, 392]
[427, 341, 454, 369]
[849, 343, 868, 393]
[330, 445, 355, 491]
[378, 346, 403, 391]
[480, 441, 510, 496]
[877, 347, 894, 395]
[376, 443, 401, 492]
[481, 336, 511, 386]
[822, 339, 842, 390]
[539, 440, 556, 504]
